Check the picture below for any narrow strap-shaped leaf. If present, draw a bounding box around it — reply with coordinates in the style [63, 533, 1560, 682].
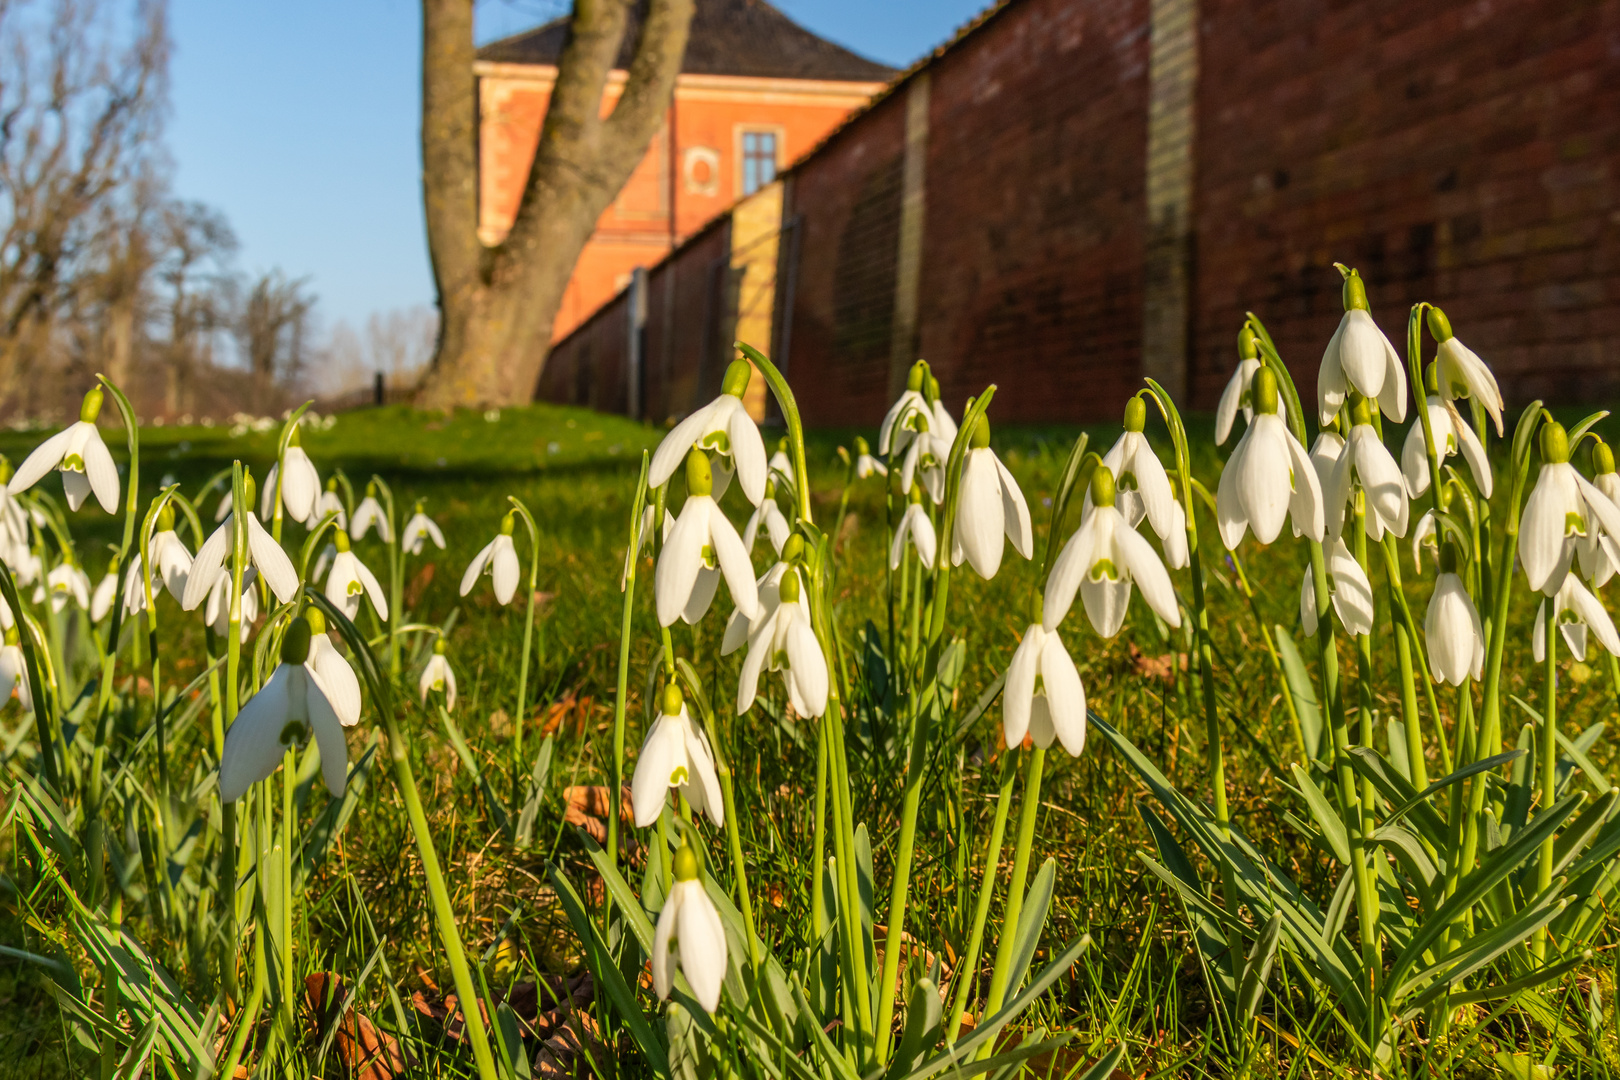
[1384, 750, 1524, 826]
[1237, 913, 1283, 1026]
[514, 734, 554, 850]
[582, 838, 657, 954]
[1273, 628, 1322, 763]
[1347, 748, 1447, 845]
[1002, 859, 1057, 1001]
[1395, 888, 1569, 1012]
[1290, 764, 1351, 864]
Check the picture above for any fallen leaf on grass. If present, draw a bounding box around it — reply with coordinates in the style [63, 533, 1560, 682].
[306, 971, 407, 1080]
[1129, 642, 1186, 682]
[562, 785, 633, 844]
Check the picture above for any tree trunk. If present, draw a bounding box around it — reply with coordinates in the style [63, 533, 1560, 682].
[415, 0, 694, 409]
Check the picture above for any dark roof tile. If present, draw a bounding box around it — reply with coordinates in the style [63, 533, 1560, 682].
[477, 0, 894, 83]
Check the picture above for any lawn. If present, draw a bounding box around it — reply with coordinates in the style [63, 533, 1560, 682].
[2, 389, 1618, 1079]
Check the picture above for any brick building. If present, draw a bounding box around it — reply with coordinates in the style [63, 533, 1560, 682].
[540, 0, 1620, 423]
[477, 0, 891, 341]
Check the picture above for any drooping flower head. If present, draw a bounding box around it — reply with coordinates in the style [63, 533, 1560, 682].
[46, 558, 91, 614]
[183, 474, 300, 612]
[890, 484, 937, 570]
[402, 499, 445, 556]
[1318, 266, 1406, 426]
[649, 358, 769, 506]
[1215, 325, 1289, 445]
[1326, 396, 1410, 541]
[1534, 572, 1620, 664]
[304, 608, 362, 727]
[633, 683, 722, 828]
[0, 626, 32, 711]
[1577, 441, 1620, 587]
[655, 449, 759, 627]
[149, 503, 193, 603]
[350, 482, 392, 543]
[1300, 538, 1375, 638]
[952, 415, 1033, 580]
[8, 386, 120, 513]
[1520, 421, 1620, 596]
[1424, 542, 1484, 686]
[419, 637, 457, 711]
[316, 477, 347, 530]
[460, 511, 521, 606]
[767, 437, 793, 489]
[737, 567, 828, 719]
[877, 360, 932, 458]
[1428, 306, 1504, 437]
[652, 840, 728, 1014]
[1216, 365, 1324, 548]
[90, 556, 120, 622]
[1003, 597, 1087, 756]
[261, 427, 320, 525]
[218, 616, 349, 802]
[325, 530, 389, 622]
[1402, 364, 1493, 500]
[1044, 465, 1181, 638]
[742, 479, 790, 556]
[853, 435, 887, 479]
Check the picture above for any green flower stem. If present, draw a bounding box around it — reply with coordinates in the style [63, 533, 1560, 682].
[219, 465, 249, 1001]
[606, 455, 650, 914]
[1407, 304, 1448, 524]
[218, 928, 268, 1080]
[371, 478, 401, 677]
[279, 745, 296, 1035]
[1535, 596, 1557, 960]
[378, 685, 500, 1079]
[946, 748, 1018, 1044]
[1352, 510, 1382, 999]
[508, 497, 543, 794]
[812, 712, 828, 942]
[715, 756, 760, 968]
[1379, 536, 1449, 777]
[978, 745, 1045, 1047]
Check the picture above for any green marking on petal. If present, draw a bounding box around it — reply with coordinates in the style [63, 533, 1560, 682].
[670, 765, 690, 786]
[699, 430, 731, 454]
[1566, 512, 1587, 536]
[700, 543, 717, 569]
[1090, 558, 1119, 582]
[347, 580, 364, 597]
[62, 453, 85, 473]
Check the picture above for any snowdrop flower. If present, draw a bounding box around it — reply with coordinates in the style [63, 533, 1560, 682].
[649, 358, 768, 506]
[951, 417, 1032, 579]
[633, 684, 722, 827]
[1216, 366, 1323, 547]
[877, 361, 932, 457]
[0, 631, 31, 711]
[737, 569, 828, 718]
[120, 554, 157, 617]
[890, 487, 938, 569]
[401, 500, 445, 555]
[1411, 509, 1440, 572]
[1084, 398, 1177, 544]
[1002, 610, 1086, 756]
[1215, 328, 1289, 445]
[219, 617, 348, 802]
[1424, 544, 1484, 685]
[214, 489, 233, 522]
[349, 484, 392, 543]
[1044, 466, 1181, 638]
[419, 638, 457, 710]
[460, 513, 521, 606]
[0, 461, 28, 546]
[622, 505, 674, 591]
[1533, 573, 1620, 663]
[742, 480, 790, 555]
[91, 558, 120, 622]
[899, 427, 950, 505]
[1401, 387, 1492, 499]
[655, 450, 759, 627]
[46, 560, 90, 614]
[204, 567, 259, 642]
[260, 429, 320, 524]
[182, 478, 300, 611]
[305, 609, 361, 726]
[1428, 306, 1504, 436]
[1318, 267, 1406, 425]
[721, 554, 797, 656]
[149, 507, 193, 603]
[324, 531, 388, 622]
[767, 437, 793, 488]
[7, 386, 119, 513]
[1519, 422, 1620, 596]
[1300, 538, 1375, 638]
[1577, 443, 1620, 587]
[1326, 398, 1410, 541]
[316, 479, 347, 530]
[652, 841, 728, 1014]
[853, 436, 887, 478]
[1308, 433, 1345, 495]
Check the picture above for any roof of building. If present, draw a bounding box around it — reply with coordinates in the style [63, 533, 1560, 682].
[476, 0, 895, 83]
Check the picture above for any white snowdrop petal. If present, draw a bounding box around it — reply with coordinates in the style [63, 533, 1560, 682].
[459, 539, 496, 597]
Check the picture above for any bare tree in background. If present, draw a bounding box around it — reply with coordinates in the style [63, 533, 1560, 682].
[236, 270, 314, 408]
[415, 0, 694, 408]
[323, 306, 438, 398]
[157, 200, 235, 415]
[0, 0, 169, 410]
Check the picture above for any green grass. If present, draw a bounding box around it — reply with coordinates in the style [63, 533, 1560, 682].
[2, 401, 1618, 1078]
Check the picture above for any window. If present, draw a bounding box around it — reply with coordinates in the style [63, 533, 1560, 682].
[740, 130, 778, 196]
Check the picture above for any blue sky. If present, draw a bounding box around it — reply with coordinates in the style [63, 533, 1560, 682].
[167, 0, 989, 335]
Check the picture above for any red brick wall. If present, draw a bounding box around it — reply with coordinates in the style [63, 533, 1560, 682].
[778, 94, 908, 428]
[918, 0, 1152, 423]
[1191, 0, 1620, 410]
